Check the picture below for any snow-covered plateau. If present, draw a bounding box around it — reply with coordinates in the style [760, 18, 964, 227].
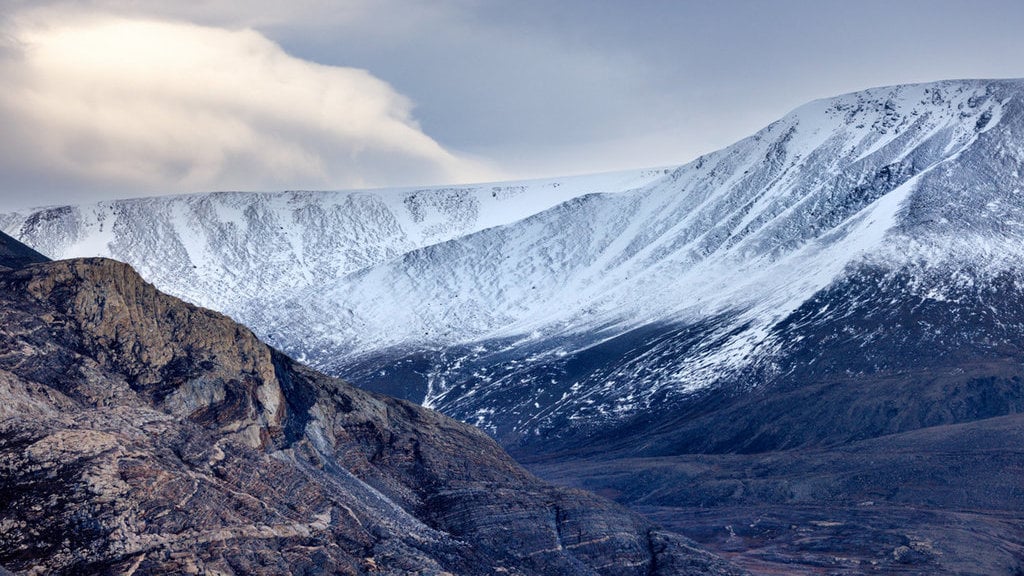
[6, 78, 1024, 448]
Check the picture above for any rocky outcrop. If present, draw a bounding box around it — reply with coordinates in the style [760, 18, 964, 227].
[0, 256, 742, 575]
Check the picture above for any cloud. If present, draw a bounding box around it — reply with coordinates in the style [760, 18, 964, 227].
[4, 0, 1024, 208]
[0, 0, 371, 30]
[0, 8, 497, 207]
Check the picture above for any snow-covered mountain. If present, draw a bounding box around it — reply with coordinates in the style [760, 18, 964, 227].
[255, 78, 1024, 446]
[0, 168, 669, 326]
[5, 78, 1024, 452]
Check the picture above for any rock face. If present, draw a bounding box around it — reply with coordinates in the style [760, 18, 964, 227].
[0, 255, 742, 575]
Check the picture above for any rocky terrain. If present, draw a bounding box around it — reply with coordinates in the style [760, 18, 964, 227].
[6, 78, 1024, 573]
[0, 236, 741, 575]
[528, 414, 1024, 574]
[518, 261, 1024, 573]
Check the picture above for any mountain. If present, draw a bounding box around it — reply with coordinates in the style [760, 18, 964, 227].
[261, 78, 1024, 448]
[0, 169, 668, 326]
[6, 78, 1024, 572]
[10, 79, 1013, 446]
[0, 246, 740, 574]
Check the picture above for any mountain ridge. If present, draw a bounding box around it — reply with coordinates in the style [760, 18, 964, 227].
[0, 168, 669, 317]
[5, 77, 1024, 573]
[4, 78, 1022, 446]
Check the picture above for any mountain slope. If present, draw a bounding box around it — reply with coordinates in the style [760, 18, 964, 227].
[4, 80, 1024, 449]
[4, 80, 1024, 450]
[529, 413, 1024, 575]
[5, 78, 1024, 574]
[0, 169, 668, 322]
[0, 255, 740, 575]
[256, 79, 1024, 447]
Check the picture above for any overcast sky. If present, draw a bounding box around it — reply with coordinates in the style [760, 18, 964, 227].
[2, 0, 1024, 209]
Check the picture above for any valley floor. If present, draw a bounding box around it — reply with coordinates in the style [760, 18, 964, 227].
[525, 413, 1024, 575]
[639, 504, 1022, 575]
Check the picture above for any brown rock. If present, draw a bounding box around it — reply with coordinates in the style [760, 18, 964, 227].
[0, 258, 744, 575]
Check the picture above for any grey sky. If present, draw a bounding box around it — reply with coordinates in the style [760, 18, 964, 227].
[2, 0, 1024, 208]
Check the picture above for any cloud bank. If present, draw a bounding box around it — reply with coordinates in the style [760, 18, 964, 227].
[0, 9, 495, 207]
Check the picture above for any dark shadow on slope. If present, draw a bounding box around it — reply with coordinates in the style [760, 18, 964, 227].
[520, 262, 1024, 574]
[0, 230, 49, 270]
[528, 264, 1024, 461]
[340, 314, 747, 448]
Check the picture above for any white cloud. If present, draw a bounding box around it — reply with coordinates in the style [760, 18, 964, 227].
[0, 0, 372, 30]
[0, 8, 497, 206]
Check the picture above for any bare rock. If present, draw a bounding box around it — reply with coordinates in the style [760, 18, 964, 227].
[0, 257, 744, 575]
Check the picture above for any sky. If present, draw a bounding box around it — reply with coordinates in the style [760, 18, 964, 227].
[1, 0, 1024, 209]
